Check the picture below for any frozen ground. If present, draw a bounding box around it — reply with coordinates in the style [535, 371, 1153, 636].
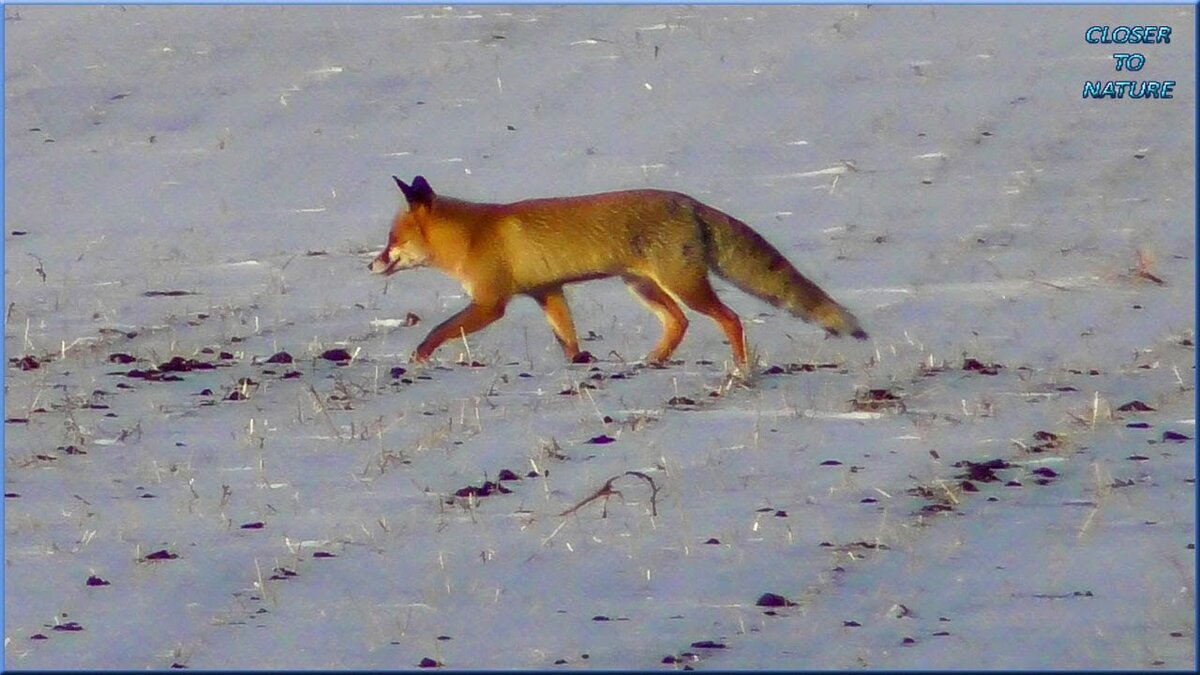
[3, 4, 1195, 670]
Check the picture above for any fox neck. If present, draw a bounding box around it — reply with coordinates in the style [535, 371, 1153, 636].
[418, 199, 481, 277]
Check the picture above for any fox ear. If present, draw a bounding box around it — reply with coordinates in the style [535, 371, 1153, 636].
[409, 176, 434, 207]
[394, 175, 434, 209]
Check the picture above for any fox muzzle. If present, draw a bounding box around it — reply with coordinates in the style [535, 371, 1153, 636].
[369, 246, 427, 276]
[368, 253, 392, 274]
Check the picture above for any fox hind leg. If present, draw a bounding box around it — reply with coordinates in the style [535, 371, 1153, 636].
[624, 276, 689, 364]
[530, 287, 581, 360]
[662, 276, 747, 367]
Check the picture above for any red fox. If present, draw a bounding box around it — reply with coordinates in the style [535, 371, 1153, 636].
[369, 176, 867, 367]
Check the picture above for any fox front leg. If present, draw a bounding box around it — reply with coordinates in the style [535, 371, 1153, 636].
[412, 301, 508, 362]
[529, 287, 581, 361]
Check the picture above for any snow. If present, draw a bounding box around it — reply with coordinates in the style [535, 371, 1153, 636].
[3, 4, 1195, 670]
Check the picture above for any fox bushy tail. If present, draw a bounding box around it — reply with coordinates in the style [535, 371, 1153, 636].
[694, 202, 868, 340]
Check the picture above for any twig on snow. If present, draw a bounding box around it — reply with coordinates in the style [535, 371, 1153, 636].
[559, 470, 659, 518]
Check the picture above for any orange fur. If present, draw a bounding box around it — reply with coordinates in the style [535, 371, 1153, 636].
[370, 176, 867, 366]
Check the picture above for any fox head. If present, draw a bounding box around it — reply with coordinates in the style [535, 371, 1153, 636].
[368, 175, 436, 275]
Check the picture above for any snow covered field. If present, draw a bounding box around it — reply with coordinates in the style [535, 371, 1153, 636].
[3, 4, 1195, 669]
